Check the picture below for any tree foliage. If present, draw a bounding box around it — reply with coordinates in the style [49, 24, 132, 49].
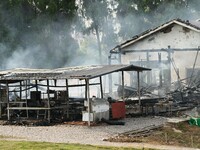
[0, 0, 200, 68]
[78, 0, 118, 63]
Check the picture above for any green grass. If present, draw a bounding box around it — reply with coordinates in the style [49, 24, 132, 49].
[0, 140, 155, 150]
[0, 135, 14, 138]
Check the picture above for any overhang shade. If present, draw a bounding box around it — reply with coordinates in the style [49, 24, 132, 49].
[0, 65, 151, 82]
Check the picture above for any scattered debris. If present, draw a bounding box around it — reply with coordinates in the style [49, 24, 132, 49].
[105, 121, 200, 148]
[101, 118, 125, 125]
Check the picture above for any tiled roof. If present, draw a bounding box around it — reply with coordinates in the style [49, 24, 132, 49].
[110, 18, 200, 53]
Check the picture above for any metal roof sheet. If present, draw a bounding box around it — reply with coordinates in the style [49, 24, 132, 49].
[0, 65, 151, 81]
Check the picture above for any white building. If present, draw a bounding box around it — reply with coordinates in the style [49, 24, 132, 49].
[109, 19, 200, 92]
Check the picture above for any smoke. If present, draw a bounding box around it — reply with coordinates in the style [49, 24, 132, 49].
[1, 1, 200, 70]
[0, 2, 103, 70]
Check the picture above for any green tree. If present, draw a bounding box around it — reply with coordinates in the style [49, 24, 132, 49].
[115, 0, 192, 40]
[0, 0, 79, 69]
[79, 0, 117, 64]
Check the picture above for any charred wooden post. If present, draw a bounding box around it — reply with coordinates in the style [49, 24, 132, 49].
[137, 71, 141, 106]
[86, 79, 91, 126]
[35, 80, 38, 92]
[158, 53, 163, 87]
[19, 81, 22, 100]
[146, 51, 151, 84]
[0, 83, 1, 118]
[85, 79, 87, 101]
[99, 76, 103, 99]
[118, 51, 122, 85]
[65, 79, 69, 118]
[6, 82, 10, 120]
[167, 46, 172, 87]
[121, 71, 125, 101]
[25, 80, 29, 118]
[108, 55, 113, 94]
[47, 80, 50, 122]
[25, 80, 28, 102]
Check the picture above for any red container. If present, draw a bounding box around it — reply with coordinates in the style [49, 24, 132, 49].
[111, 101, 126, 119]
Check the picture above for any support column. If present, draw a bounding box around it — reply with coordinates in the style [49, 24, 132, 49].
[121, 71, 125, 101]
[118, 53, 122, 85]
[35, 80, 38, 92]
[0, 83, 1, 118]
[86, 79, 91, 126]
[158, 53, 163, 87]
[65, 79, 69, 118]
[137, 71, 141, 106]
[23, 80, 29, 118]
[25, 80, 28, 102]
[167, 46, 172, 87]
[6, 82, 10, 120]
[19, 81, 22, 100]
[47, 80, 50, 122]
[146, 51, 151, 84]
[99, 76, 103, 99]
[108, 55, 112, 94]
[85, 79, 88, 101]
[25, 80, 29, 118]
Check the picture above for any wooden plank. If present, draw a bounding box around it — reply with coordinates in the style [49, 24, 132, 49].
[7, 107, 50, 110]
[37, 83, 100, 88]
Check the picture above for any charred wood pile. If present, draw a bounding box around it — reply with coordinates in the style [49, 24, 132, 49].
[116, 78, 200, 117]
[104, 124, 163, 142]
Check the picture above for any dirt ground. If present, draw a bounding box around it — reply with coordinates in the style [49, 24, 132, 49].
[0, 117, 199, 150]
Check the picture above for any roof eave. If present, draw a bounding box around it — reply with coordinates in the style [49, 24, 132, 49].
[114, 19, 200, 50]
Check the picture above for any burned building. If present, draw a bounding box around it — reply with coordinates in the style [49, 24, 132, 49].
[109, 19, 200, 97]
[0, 65, 150, 125]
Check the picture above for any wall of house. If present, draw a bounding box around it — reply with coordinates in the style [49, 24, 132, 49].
[120, 24, 200, 86]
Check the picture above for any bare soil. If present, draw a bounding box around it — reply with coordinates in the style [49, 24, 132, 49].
[106, 121, 200, 149]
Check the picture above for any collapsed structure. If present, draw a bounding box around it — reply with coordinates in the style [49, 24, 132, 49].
[0, 65, 150, 125]
[108, 18, 200, 116]
[1, 18, 200, 126]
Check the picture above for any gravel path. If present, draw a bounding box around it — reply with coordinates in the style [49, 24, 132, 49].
[0, 116, 197, 150]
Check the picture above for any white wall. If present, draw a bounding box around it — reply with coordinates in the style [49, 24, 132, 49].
[121, 24, 200, 84]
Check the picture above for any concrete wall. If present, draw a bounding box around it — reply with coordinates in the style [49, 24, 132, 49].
[120, 24, 200, 86]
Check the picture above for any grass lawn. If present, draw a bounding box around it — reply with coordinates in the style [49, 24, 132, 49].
[0, 140, 155, 150]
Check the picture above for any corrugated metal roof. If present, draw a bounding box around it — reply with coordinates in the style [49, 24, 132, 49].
[0, 65, 151, 81]
[110, 18, 200, 53]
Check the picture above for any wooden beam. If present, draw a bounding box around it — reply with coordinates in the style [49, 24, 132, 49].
[111, 48, 200, 54]
[47, 80, 50, 122]
[158, 53, 162, 87]
[35, 80, 38, 92]
[6, 81, 10, 120]
[19, 81, 22, 100]
[85, 79, 87, 101]
[99, 76, 103, 99]
[25, 80, 29, 118]
[86, 79, 91, 126]
[25, 80, 28, 102]
[66, 79, 69, 118]
[121, 71, 125, 101]
[137, 71, 141, 106]
[36, 83, 101, 88]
